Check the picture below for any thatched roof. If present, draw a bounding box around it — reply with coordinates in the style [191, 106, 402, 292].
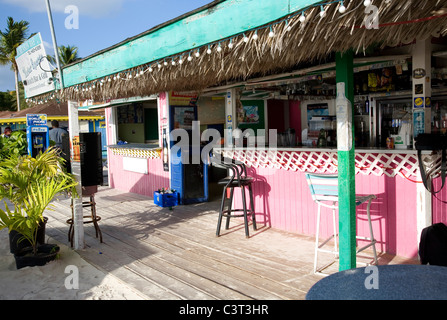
[35, 0, 447, 103]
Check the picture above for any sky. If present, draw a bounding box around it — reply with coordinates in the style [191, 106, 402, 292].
[0, 0, 212, 92]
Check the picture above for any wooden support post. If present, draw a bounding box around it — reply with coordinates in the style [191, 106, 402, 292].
[413, 39, 433, 245]
[68, 100, 84, 250]
[336, 51, 357, 271]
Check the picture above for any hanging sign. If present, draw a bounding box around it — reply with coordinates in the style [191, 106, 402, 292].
[15, 33, 55, 98]
[169, 92, 198, 106]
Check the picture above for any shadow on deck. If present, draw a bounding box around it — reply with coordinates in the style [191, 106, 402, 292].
[46, 186, 419, 300]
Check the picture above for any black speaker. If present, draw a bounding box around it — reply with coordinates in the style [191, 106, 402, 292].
[80, 132, 103, 187]
[61, 133, 71, 174]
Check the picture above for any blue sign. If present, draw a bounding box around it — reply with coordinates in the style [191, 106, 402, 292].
[414, 110, 425, 137]
[414, 98, 424, 109]
[26, 114, 47, 127]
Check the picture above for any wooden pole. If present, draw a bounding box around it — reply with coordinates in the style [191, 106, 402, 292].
[336, 50, 357, 271]
[413, 39, 433, 245]
[68, 100, 84, 250]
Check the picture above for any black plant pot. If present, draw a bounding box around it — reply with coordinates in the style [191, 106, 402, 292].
[14, 243, 60, 270]
[9, 217, 48, 254]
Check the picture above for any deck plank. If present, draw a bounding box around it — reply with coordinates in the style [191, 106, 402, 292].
[45, 187, 418, 300]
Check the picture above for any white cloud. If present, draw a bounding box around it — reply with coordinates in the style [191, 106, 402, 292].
[42, 40, 54, 54]
[1, 0, 125, 18]
[42, 40, 53, 50]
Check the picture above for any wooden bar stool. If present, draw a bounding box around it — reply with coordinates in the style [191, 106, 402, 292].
[213, 157, 257, 238]
[67, 185, 103, 247]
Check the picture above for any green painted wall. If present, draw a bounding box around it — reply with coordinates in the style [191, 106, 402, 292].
[62, 0, 321, 87]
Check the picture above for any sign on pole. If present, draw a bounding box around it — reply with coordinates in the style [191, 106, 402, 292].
[26, 114, 48, 127]
[15, 33, 55, 98]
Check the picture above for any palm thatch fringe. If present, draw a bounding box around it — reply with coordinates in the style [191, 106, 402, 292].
[34, 0, 447, 104]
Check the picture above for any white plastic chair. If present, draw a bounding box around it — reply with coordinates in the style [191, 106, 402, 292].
[305, 173, 378, 274]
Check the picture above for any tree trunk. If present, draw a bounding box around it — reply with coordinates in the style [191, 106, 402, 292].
[14, 66, 21, 112]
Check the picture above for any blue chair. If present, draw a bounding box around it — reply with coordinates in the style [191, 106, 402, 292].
[305, 173, 378, 274]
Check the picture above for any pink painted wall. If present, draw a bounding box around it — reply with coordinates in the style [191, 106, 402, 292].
[108, 153, 169, 197]
[432, 177, 447, 225]
[105, 107, 169, 197]
[233, 167, 420, 259]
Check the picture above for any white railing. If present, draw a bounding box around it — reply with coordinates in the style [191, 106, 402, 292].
[215, 148, 442, 180]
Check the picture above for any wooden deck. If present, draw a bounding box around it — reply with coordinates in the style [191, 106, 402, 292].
[46, 186, 417, 300]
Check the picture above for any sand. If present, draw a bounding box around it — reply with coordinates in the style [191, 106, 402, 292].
[0, 227, 146, 300]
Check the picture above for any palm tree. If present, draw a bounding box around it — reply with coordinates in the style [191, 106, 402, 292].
[0, 17, 32, 112]
[10, 81, 29, 111]
[48, 45, 80, 67]
[0, 148, 78, 256]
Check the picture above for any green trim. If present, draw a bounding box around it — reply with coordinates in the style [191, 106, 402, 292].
[336, 50, 357, 272]
[62, 0, 322, 88]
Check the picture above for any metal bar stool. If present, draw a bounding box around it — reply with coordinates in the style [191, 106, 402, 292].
[67, 185, 102, 247]
[305, 173, 378, 274]
[213, 157, 256, 238]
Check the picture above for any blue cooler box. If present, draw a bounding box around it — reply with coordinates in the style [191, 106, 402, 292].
[154, 191, 179, 208]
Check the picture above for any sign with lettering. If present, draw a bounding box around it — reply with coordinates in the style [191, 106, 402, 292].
[15, 33, 55, 98]
[71, 136, 80, 162]
[26, 114, 47, 126]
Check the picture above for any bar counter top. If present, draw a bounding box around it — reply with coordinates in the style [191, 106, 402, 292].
[107, 143, 160, 150]
[107, 143, 162, 159]
[214, 146, 431, 155]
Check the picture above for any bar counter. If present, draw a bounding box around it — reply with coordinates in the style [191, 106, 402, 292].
[107, 143, 162, 159]
[106, 143, 169, 197]
[213, 146, 442, 259]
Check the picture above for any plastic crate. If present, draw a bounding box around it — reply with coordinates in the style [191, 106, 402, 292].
[154, 191, 179, 208]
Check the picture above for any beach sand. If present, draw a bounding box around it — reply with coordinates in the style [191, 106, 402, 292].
[0, 228, 146, 300]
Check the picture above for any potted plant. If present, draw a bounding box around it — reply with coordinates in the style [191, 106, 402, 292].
[0, 148, 78, 269]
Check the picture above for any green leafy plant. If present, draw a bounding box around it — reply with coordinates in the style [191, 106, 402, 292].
[0, 147, 78, 255]
[0, 130, 27, 160]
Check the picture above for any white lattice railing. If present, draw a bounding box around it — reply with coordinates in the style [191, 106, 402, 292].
[215, 148, 442, 180]
[110, 147, 162, 159]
